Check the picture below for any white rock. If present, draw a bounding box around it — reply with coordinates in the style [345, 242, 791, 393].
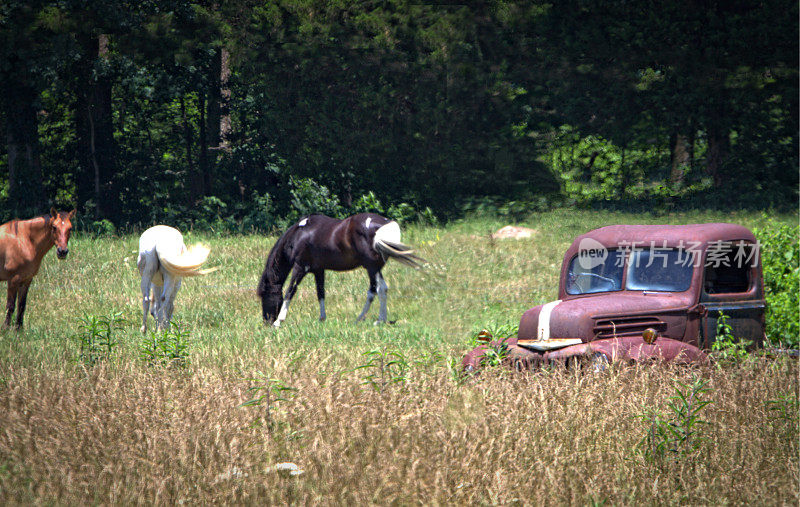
[274, 462, 304, 476]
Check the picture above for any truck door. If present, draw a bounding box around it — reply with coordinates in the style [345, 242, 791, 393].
[699, 241, 765, 349]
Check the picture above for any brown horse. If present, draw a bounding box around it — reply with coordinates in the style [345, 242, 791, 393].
[257, 213, 424, 327]
[0, 208, 75, 328]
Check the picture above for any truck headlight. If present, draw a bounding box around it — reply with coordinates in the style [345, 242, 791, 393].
[642, 328, 658, 344]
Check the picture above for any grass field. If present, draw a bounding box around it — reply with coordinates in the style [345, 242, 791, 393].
[0, 209, 797, 504]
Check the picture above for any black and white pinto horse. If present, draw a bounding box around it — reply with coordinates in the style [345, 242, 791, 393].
[257, 213, 424, 327]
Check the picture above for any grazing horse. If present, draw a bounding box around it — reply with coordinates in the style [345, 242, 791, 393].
[0, 208, 75, 328]
[257, 213, 425, 327]
[137, 225, 216, 333]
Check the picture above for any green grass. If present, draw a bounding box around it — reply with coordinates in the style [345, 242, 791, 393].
[0, 209, 796, 504]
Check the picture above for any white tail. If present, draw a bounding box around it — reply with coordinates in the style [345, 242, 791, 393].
[373, 221, 425, 269]
[159, 243, 218, 278]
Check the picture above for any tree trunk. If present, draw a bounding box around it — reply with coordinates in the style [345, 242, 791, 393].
[180, 95, 201, 202]
[219, 47, 231, 148]
[670, 133, 691, 188]
[706, 125, 729, 187]
[197, 46, 230, 200]
[199, 94, 210, 196]
[207, 50, 221, 149]
[76, 33, 117, 220]
[3, 83, 44, 215]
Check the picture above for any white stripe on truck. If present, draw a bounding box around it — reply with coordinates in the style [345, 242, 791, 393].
[537, 300, 562, 341]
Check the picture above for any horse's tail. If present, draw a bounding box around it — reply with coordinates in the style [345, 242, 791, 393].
[257, 226, 294, 296]
[373, 221, 426, 269]
[159, 243, 218, 278]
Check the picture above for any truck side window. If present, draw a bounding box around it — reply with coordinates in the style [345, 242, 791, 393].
[704, 243, 754, 294]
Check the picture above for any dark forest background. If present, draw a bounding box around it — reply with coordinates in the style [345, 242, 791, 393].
[0, 0, 797, 232]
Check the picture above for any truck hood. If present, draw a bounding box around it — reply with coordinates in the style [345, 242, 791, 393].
[518, 292, 695, 342]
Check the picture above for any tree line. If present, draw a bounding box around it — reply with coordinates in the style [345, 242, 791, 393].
[0, 0, 796, 231]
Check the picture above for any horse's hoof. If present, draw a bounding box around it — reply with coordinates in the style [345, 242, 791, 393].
[272, 321, 282, 329]
[140, 325, 146, 334]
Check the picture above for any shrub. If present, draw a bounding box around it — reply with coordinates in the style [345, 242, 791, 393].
[240, 191, 277, 233]
[350, 191, 384, 215]
[192, 196, 230, 233]
[754, 221, 799, 348]
[288, 177, 344, 221]
[459, 196, 550, 221]
[86, 219, 117, 238]
[417, 206, 438, 226]
[386, 202, 417, 224]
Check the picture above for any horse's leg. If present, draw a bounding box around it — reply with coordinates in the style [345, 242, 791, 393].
[3, 281, 18, 328]
[14, 281, 31, 329]
[150, 289, 159, 319]
[273, 264, 307, 328]
[158, 274, 180, 331]
[138, 254, 157, 333]
[155, 273, 170, 330]
[150, 280, 163, 320]
[165, 278, 181, 325]
[376, 271, 389, 323]
[140, 276, 153, 334]
[314, 271, 326, 321]
[355, 270, 378, 322]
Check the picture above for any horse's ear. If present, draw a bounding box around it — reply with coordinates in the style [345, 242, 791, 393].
[50, 206, 57, 218]
[68, 209, 76, 220]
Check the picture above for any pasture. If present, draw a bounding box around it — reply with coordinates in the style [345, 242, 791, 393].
[0, 209, 797, 504]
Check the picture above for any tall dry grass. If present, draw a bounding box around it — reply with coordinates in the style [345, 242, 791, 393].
[0, 209, 796, 504]
[0, 358, 796, 504]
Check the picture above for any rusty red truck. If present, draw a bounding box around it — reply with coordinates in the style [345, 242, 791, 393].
[464, 223, 765, 371]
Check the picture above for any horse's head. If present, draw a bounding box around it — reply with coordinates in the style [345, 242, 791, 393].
[49, 207, 76, 259]
[260, 286, 283, 325]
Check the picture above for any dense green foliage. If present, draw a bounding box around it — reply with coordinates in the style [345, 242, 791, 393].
[0, 1, 797, 229]
[755, 221, 799, 347]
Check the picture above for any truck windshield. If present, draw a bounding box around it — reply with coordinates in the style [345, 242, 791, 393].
[566, 250, 624, 295]
[626, 249, 694, 292]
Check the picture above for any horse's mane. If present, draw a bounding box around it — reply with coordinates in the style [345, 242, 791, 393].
[2, 214, 50, 235]
[257, 225, 296, 297]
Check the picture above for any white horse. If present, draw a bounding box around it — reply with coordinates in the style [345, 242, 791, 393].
[137, 225, 216, 333]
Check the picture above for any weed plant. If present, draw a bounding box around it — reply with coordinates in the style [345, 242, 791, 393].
[76, 312, 125, 366]
[140, 322, 191, 368]
[638, 374, 712, 465]
[354, 348, 410, 392]
[710, 312, 753, 365]
[240, 372, 297, 432]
